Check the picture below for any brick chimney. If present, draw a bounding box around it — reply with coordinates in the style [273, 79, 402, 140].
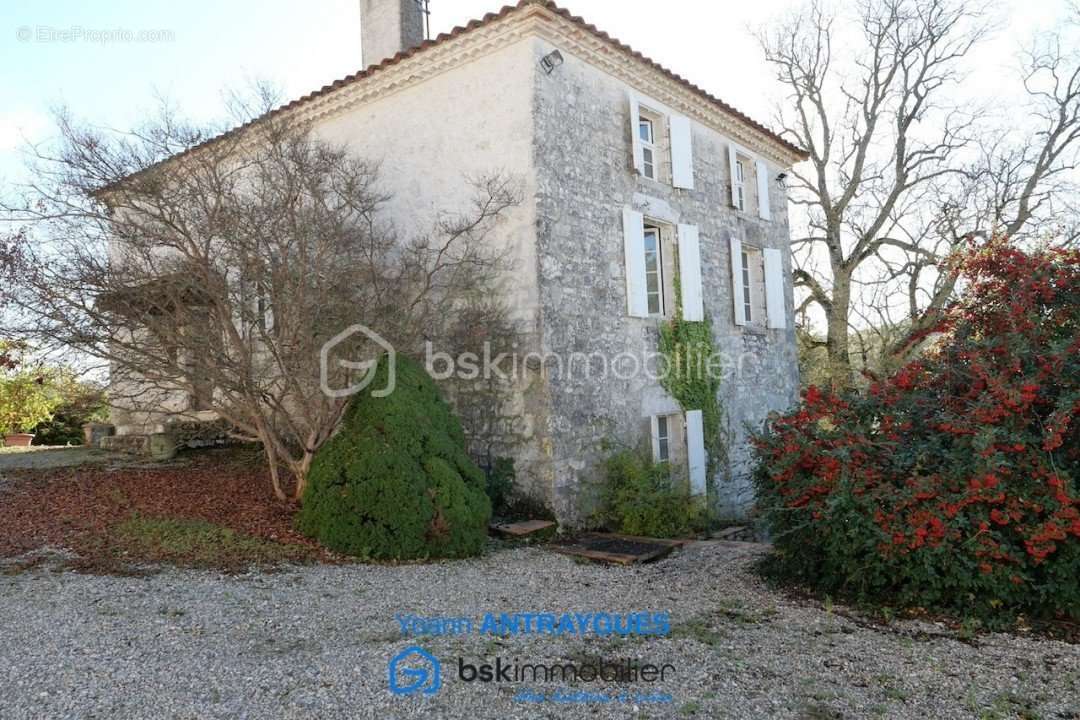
[360, 0, 426, 69]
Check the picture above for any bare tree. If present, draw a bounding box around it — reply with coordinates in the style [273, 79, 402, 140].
[994, 23, 1080, 242]
[760, 0, 1080, 389]
[0, 228, 26, 319]
[2, 98, 520, 501]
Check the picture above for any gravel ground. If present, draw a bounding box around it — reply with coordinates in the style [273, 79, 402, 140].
[0, 542, 1076, 720]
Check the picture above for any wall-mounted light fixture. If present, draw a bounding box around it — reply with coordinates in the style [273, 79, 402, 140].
[775, 172, 788, 189]
[540, 50, 564, 75]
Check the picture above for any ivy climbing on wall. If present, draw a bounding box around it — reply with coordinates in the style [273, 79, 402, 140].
[659, 270, 725, 480]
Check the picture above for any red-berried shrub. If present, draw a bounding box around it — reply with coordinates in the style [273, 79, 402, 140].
[754, 239, 1080, 622]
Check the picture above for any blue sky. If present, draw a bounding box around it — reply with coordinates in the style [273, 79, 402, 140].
[0, 0, 1070, 188]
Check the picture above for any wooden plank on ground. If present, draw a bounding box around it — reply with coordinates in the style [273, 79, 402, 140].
[586, 532, 696, 548]
[548, 532, 684, 565]
[490, 520, 557, 538]
[549, 544, 672, 565]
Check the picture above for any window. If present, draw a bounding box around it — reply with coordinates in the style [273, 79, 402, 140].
[629, 92, 694, 188]
[741, 250, 753, 324]
[656, 415, 670, 462]
[651, 413, 683, 464]
[651, 413, 693, 468]
[643, 225, 664, 315]
[639, 117, 656, 180]
[734, 159, 746, 212]
[735, 245, 767, 327]
[623, 209, 679, 319]
[731, 237, 784, 328]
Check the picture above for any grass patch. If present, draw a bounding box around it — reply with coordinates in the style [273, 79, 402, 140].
[101, 514, 316, 571]
[670, 616, 726, 647]
[0, 446, 36, 454]
[0, 445, 96, 454]
[975, 692, 1045, 720]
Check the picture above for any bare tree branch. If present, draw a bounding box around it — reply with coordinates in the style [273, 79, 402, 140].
[2, 97, 522, 500]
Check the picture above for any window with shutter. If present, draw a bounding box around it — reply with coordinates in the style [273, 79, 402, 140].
[650, 412, 685, 465]
[636, 106, 666, 183]
[728, 143, 770, 217]
[731, 239, 767, 328]
[626, 210, 678, 319]
[627, 91, 693, 189]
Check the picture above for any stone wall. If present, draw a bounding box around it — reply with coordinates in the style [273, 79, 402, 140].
[530, 38, 800, 524]
[314, 37, 557, 505]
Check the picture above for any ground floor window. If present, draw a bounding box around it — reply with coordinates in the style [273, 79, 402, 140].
[656, 415, 670, 461]
[651, 413, 684, 464]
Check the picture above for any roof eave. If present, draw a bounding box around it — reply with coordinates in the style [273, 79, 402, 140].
[96, 0, 806, 196]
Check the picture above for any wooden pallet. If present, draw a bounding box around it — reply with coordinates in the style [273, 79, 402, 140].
[549, 532, 695, 565]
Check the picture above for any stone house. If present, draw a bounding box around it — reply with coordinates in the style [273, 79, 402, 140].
[108, 0, 806, 525]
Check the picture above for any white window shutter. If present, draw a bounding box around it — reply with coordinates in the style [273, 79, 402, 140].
[727, 143, 740, 208]
[729, 235, 746, 326]
[650, 415, 661, 462]
[763, 247, 787, 329]
[623, 208, 648, 317]
[677, 224, 704, 322]
[685, 410, 707, 496]
[670, 115, 694, 189]
[628, 91, 643, 175]
[756, 159, 771, 221]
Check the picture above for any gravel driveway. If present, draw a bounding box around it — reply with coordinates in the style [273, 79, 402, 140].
[0, 542, 1076, 720]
